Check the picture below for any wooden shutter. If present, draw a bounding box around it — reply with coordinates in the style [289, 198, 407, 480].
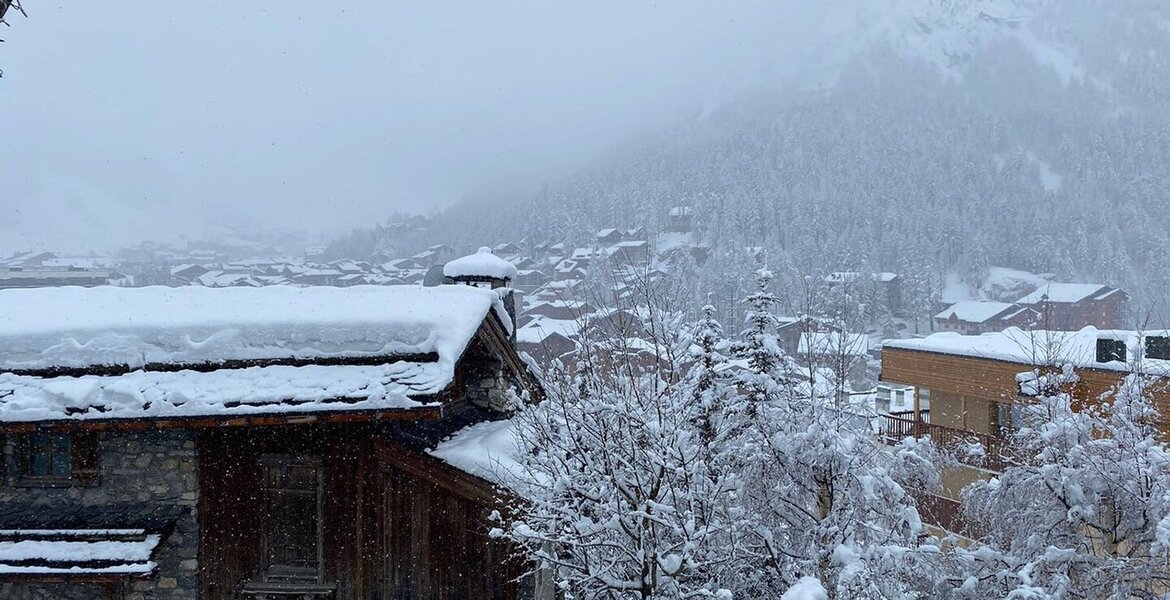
[71, 431, 100, 486]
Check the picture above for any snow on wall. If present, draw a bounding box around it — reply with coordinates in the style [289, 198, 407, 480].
[0, 285, 511, 372]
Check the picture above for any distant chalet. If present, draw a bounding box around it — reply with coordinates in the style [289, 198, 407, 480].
[0, 283, 544, 600]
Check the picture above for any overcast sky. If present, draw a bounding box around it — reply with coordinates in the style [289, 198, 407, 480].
[0, 1, 860, 254]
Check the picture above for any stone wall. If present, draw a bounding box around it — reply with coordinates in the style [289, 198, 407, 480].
[0, 430, 200, 600]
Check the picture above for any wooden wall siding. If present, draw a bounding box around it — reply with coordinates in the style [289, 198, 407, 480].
[883, 348, 1170, 437]
[198, 426, 525, 600]
[931, 392, 963, 430]
[379, 466, 519, 600]
[883, 348, 1170, 408]
[883, 349, 1027, 403]
[198, 427, 373, 600]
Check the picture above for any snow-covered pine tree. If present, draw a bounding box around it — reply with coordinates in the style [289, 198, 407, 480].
[728, 269, 939, 599]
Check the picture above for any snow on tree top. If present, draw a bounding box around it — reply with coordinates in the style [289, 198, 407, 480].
[0, 284, 511, 372]
[442, 247, 519, 281]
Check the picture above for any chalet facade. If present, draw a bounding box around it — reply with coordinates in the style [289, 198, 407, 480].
[0, 276, 544, 599]
[879, 328, 1170, 534]
[932, 301, 1036, 335]
[1015, 283, 1129, 330]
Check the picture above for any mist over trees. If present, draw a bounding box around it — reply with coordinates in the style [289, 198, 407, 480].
[327, 1, 1170, 325]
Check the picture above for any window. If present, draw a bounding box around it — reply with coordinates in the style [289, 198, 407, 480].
[13, 431, 99, 486]
[1096, 338, 1126, 363]
[917, 388, 931, 413]
[996, 402, 1028, 435]
[1146, 336, 1170, 361]
[259, 456, 324, 583]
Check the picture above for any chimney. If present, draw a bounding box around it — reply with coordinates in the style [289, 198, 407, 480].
[442, 247, 520, 338]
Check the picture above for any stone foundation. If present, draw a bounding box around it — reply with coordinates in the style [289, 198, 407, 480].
[0, 431, 200, 599]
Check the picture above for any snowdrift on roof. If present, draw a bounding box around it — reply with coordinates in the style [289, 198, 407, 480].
[0, 362, 440, 423]
[0, 285, 511, 371]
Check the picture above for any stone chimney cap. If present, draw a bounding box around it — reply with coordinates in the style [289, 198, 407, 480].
[443, 247, 519, 281]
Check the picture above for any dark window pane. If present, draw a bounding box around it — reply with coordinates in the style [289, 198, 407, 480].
[27, 435, 49, 477]
[1096, 339, 1126, 363]
[1147, 336, 1170, 361]
[51, 435, 72, 477]
[21, 432, 72, 479]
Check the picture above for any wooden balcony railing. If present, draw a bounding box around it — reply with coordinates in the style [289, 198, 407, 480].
[880, 412, 1009, 472]
[914, 493, 985, 539]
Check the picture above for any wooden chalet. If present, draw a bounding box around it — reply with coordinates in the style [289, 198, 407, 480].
[879, 327, 1170, 535]
[1015, 283, 1129, 330]
[932, 301, 1036, 335]
[0, 274, 545, 599]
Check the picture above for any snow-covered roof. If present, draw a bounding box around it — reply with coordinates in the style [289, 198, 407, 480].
[0, 285, 510, 372]
[0, 529, 163, 576]
[799, 332, 869, 357]
[934, 301, 1020, 323]
[516, 317, 580, 345]
[443, 247, 519, 281]
[0, 363, 440, 424]
[1016, 283, 1113, 305]
[0, 285, 519, 425]
[429, 419, 524, 490]
[885, 327, 1170, 375]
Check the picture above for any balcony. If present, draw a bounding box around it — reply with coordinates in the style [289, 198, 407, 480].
[880, 411, 1009, 473]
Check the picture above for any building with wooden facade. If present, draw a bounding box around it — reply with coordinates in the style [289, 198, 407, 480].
[1014, 283, 1129, 330]
[0, 276, 545, 599]
[932, 301, 1037, 335]
[880, 327, 1170, 534]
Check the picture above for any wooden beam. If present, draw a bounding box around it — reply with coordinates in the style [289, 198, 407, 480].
[0, 406, 443, 434]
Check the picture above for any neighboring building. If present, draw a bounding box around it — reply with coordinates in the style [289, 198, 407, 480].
[880, 327, 1170, 534]
[1015, 283, 1129, 330]
[0, 252, 59, 269]
[665, 207, 693, 233]
[606, 240, 651, 268]
[0, 268, 115, 290]
[171, 264, 212, 285]
[824, 271, 906, 317]
[932, 301, 1036, 335]
[516, 317, 579, 362]
[775, 317, 843, 356]
[0, 283, 545, 599]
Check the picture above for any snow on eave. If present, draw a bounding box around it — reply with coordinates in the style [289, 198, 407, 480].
[429, 419, 526, 492]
